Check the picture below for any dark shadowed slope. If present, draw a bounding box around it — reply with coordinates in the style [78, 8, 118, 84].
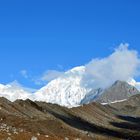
[0, 96, 140, 139]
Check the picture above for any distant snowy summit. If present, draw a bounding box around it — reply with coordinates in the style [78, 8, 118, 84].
[34, 66, 93, 107]
[127, 78, 140, 90]
[0, 66, 140, 108]
[0, 82, 32, 101]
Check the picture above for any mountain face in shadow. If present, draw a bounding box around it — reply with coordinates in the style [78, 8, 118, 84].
[96, 81, 140, 103]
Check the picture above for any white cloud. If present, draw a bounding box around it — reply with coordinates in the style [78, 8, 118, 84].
[20, 70, 28, 79]
[81, 43, 140, 89]
[33, 70, 64, 85]
[41, 70, 64, 82]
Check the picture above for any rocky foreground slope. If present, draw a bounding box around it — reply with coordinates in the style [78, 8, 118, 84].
[0, 95, 140, 140]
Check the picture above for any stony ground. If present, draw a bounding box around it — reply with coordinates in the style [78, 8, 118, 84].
[0, 96, 140, 140]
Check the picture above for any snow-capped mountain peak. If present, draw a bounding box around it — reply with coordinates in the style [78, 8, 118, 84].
[34, 66, 102, 107]
[67, 66, 85, 74]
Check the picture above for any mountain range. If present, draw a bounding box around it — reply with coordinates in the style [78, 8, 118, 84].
[0, 66, 140, 108]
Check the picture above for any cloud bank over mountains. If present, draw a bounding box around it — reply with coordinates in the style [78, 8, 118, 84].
[82, 43, 140, 89]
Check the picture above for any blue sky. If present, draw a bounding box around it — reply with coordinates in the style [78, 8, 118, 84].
[0, 0, 140, 89]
